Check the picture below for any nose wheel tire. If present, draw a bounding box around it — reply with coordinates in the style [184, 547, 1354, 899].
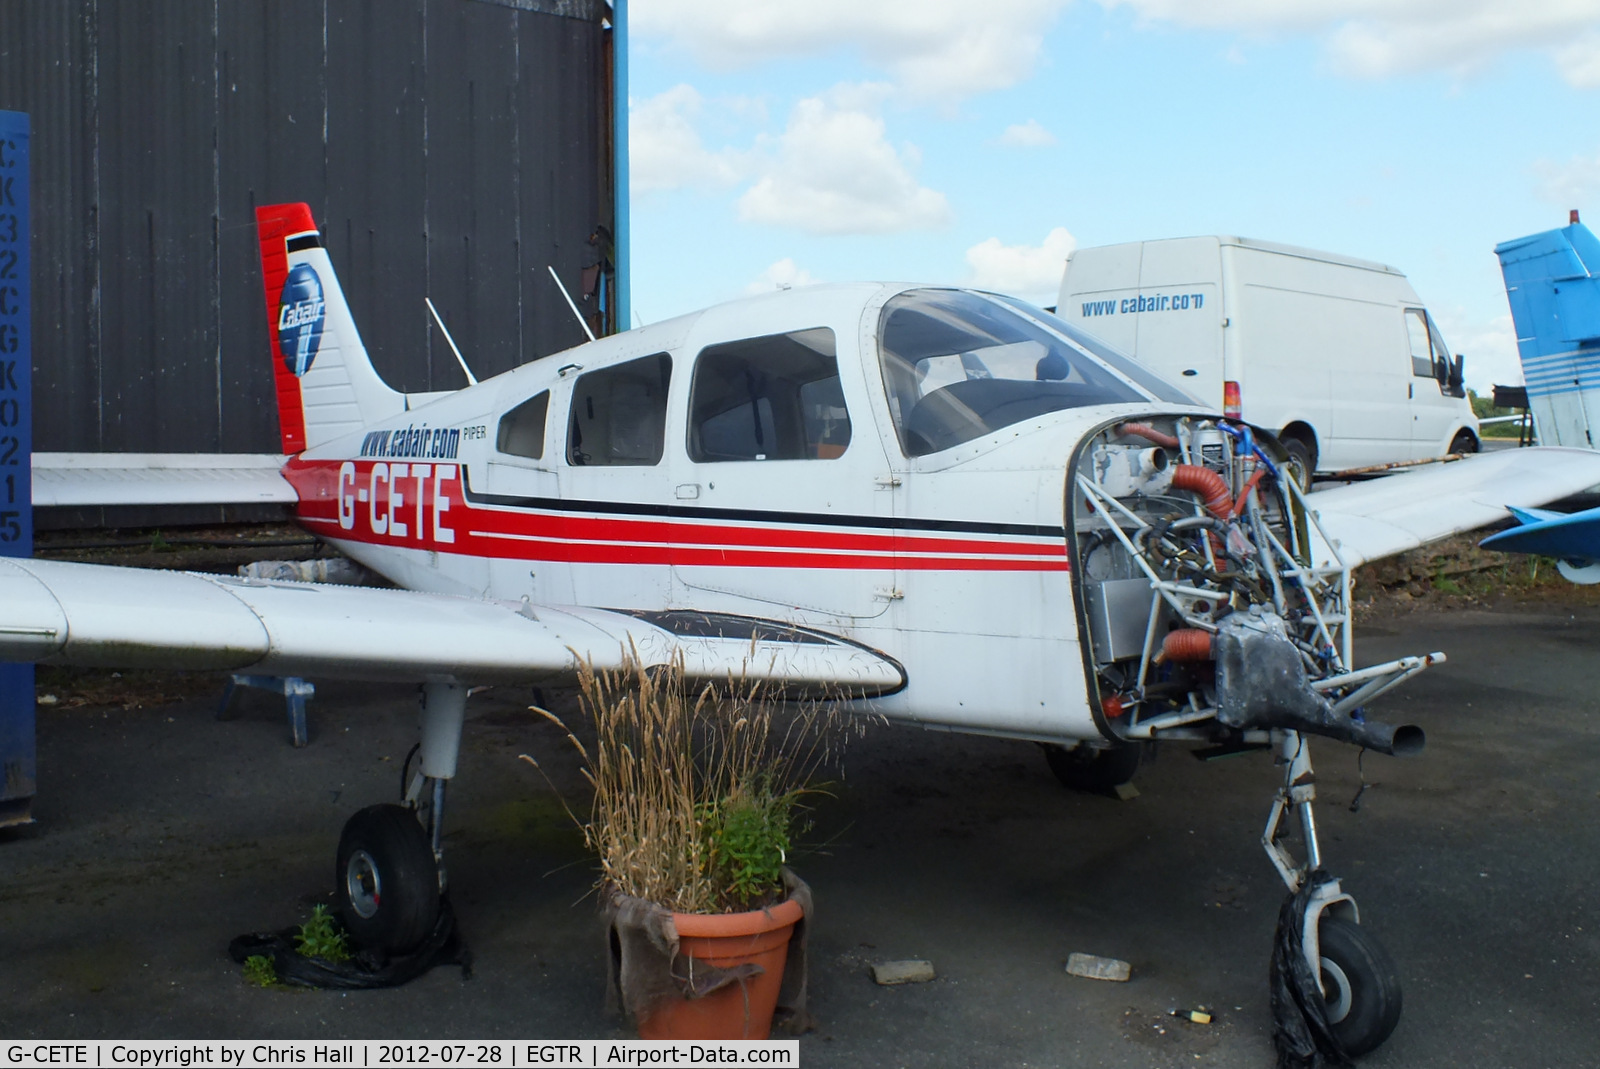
[1317, 916, 1403, 1057]
[335, 804, 441, 955]
[1042, 742, 1143, 795]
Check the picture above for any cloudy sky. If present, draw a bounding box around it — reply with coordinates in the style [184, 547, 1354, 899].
[627, 1, 1600, 392]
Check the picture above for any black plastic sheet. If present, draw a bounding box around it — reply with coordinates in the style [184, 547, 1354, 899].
[229, 898, 471, 989]
[1270, 871, 1352, 1069]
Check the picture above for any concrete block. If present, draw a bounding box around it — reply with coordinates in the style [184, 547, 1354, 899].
[871, 960, 936, 985]
[1066, 952, 1131, 982]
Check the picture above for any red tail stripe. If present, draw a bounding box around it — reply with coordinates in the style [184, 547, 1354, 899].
[255, 203, 318, 455]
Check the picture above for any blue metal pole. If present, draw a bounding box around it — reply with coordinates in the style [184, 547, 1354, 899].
[613, 0, 630, 331]
[0, 109, 32, 828]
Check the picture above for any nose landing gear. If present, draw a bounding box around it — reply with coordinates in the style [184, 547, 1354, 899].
[1265, 730, 1402, 1060]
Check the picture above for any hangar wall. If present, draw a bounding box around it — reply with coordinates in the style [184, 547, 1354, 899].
[0, 0, 616, 470]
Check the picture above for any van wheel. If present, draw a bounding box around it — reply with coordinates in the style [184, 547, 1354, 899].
[1448, 431, 1478, 456]
[1280, 437, 1315, 491]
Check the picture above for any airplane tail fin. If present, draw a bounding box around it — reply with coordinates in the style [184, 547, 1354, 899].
[1494, 213, 1600, 448]
[255, 203, 404, 454]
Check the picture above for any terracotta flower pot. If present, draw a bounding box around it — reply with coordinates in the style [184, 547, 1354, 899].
[636, 897, 805, 1041]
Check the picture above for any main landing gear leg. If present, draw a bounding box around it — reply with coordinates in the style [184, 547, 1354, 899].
[1263, 730, 1402, 1058]
[335, 681, 466, 954]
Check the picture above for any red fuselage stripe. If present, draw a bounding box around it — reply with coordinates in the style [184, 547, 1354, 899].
[285, 458, 1070, 572]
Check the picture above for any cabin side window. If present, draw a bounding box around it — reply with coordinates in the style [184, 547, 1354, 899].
[687, 328, 851, 462]
[567, 353, 673, 466]
[496, 391, 549, 460]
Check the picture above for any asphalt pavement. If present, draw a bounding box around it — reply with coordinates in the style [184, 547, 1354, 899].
[2, 600, 1598, 1068]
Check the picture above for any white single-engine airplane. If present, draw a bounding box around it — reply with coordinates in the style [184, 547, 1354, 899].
[15, 204, 1600, 1056]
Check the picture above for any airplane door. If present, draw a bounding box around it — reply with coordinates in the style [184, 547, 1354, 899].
[558, 353, 680, 610]
[671, 325, 896, 623]
[476, 383, 574, 604]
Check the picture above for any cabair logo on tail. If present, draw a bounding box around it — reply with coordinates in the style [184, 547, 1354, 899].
[277, 263, 326, 377]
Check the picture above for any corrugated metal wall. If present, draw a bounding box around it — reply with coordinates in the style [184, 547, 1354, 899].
[0, 0, 612, 466]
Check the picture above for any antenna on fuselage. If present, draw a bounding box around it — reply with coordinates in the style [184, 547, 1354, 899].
[425, 298, 479, 386]
[547, 265, 598, 343]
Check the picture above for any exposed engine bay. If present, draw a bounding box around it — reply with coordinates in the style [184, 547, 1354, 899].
[1072, 416, 1435, 756]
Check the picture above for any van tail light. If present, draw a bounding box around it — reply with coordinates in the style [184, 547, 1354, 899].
[1223, 380, 1242, 419]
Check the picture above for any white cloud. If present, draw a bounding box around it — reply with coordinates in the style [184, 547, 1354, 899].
[737, 92, 952, 235]
[632, 0, 1070, 101]
[745, 258, 820, 294]
[965, 227, 1078, 300]
[1096, 1, 1600, 86]
[629, 85, 747, 193]
[1431, 308, 1521, 393]
[1557, 31, 1600, 87]
[998, 119, 1057, 147]
[1533, 149, 1600, 207]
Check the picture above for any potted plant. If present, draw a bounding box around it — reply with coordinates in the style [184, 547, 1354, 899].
[526, 654, 841, 1040]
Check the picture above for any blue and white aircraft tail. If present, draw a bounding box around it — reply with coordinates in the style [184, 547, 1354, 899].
[1484, 213, 1600, 577]
[1495, 211, 1600, 447]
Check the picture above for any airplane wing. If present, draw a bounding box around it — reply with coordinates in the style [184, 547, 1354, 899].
[32, 453, 295, 507]
[0, 557, 905, 696]
[1304, 446, 1600, 570]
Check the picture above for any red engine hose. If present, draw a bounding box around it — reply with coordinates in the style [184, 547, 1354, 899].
[1160, 629, 1215, 662]
[1170, 464, 1233, 519]
[1119, 422, 1180, 449]
[1230, 467, 1269, 518]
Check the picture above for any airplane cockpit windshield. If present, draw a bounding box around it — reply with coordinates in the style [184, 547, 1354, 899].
[878, 288, 1147, 457]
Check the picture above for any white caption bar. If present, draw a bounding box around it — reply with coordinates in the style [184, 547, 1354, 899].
[1, 1042, 800, 1069]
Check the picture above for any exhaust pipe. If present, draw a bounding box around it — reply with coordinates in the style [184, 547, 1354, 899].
[1299, 708, 1425, 757]
[1212, 611, 1426, 757]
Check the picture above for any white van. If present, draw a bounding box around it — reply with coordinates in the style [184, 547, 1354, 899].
[1057, 236, 1478, 483]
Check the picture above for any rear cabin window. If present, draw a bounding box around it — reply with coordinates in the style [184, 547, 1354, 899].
[567, 353, 672, 466]
[879, 289, 1144, 457]
[688, 328, 851, 462]
[496, 391, 549, 459]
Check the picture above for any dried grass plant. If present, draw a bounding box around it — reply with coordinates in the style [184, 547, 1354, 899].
[523, 653, 856, 914]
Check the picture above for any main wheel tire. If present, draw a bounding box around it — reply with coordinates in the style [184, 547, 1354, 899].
[1317, 916, 1403, 1057]
[1281, 437, 1315, 491]
[1448, 430, 1479, 455]
[1042, 742, 1143, 794]
[335, 804, 441, 955]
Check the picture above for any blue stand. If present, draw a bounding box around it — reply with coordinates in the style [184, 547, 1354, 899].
[0, 111, 31, 829]
[218, 674, 316, 748]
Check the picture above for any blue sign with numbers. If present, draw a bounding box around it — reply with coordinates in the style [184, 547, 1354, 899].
[0, 110, 32, 827]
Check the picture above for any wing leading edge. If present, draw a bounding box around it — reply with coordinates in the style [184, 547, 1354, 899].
[0, 558, 905, 697]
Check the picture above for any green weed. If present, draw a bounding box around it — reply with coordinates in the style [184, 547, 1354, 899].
[294, 904, 351, 963]
[701, 780, 804, 911]
[242, 954, 278, 988]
